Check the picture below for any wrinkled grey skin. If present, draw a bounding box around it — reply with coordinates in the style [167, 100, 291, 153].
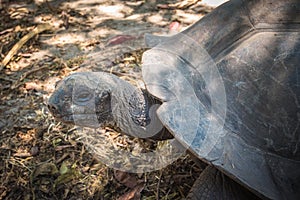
[141, 0, 300, 199]
[48, 72, 258, 200]
[48, 72, 170, 140]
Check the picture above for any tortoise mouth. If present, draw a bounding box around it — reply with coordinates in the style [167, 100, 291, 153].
[52, 112, 111, 129]
[51, 113, 74, 124]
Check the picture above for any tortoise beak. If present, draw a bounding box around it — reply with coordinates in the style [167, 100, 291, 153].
[47, 102, 59, 117]
[47, 102, 73, 123]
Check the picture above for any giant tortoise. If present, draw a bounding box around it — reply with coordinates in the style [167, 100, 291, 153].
[47, 0, 300, 199]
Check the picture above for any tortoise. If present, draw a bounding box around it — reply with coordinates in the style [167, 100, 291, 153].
[47, 0, 300, 199]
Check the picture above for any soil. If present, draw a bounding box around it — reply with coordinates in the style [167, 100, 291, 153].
[0, 0, 217, 199]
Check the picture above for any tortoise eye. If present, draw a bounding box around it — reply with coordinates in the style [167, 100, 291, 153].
[75, 90, 93, 103]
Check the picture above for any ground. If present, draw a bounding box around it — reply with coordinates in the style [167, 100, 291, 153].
[0, 0, 219, 199]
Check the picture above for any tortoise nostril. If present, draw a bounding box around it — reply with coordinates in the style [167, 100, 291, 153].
[47, 103, 58, 113]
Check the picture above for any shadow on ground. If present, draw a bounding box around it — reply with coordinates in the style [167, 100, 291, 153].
[0, 0, 214, 199]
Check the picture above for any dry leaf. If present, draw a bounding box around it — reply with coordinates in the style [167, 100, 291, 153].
[117, 182, 145, 200]
[106, 35, 136, 46]
[114, 170, 138, 188]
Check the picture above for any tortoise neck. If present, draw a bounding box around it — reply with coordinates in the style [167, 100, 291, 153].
[109, 75, 164, 138]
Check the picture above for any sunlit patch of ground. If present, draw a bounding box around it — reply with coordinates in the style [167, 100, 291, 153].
[0, 0, 220, 199]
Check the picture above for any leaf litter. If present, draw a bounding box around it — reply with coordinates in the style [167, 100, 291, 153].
[0, 0, 216, 199]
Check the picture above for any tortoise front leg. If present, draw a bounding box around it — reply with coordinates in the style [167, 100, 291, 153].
[186, 166, 261, 200]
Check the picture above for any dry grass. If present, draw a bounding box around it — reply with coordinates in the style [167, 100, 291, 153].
[0, 0, 213, 199]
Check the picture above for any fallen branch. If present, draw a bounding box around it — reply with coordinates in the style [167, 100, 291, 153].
[11, 65, 50, 89]
[0, 23, 53, 71]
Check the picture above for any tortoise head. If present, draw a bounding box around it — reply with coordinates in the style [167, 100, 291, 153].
[47, 72, 113, 128]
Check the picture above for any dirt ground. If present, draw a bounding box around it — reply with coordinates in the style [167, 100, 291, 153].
[0, 0, 218, 199]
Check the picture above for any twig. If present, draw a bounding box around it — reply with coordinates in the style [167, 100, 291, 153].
[157, 0, 200, 9]
[0, 28, 14, 36]
[102, 70, 140, 79]
[45, 0, 56, 13]
[0, 23, 53, 71]
[11, 65, 50, 89]
[0, 76, 14, 82]
[156, 170, 163, 200]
